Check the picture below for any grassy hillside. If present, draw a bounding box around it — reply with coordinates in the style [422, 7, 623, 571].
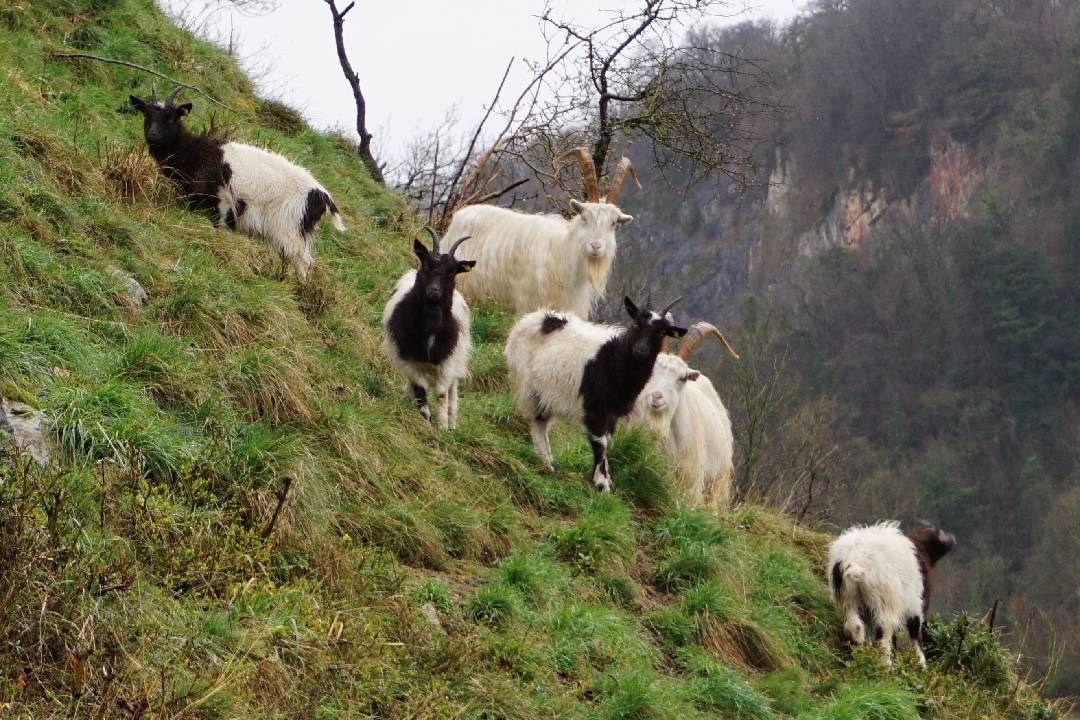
[0, 1, 1064, 718]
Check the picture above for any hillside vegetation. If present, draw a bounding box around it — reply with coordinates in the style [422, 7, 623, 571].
[0, 1, 1064, 718]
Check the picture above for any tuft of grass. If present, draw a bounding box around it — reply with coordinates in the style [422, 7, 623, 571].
[553, 493, 636, 571]
[797, 682, 920, 720]
[681, 646, 776, 719]
[467, 583, 518, 626]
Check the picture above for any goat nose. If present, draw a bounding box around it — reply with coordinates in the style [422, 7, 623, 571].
[651, 391, 663, 401]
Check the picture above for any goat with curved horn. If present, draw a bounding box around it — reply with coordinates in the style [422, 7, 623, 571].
[630, 318, 738, 509]
[605, 156, 641, 204]
[676, 321, 740, 361]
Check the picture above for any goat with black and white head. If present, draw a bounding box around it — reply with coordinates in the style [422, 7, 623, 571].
[505, 296, 686, 491]
[828, 521, 956, 668]
[129, 87, 345, 281]
[382, 227, 475, 429]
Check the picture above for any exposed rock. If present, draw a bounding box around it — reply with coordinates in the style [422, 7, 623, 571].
[419, 603, 443, 631]
[0, 397, 55, 466]
[107, 265, 148, 306]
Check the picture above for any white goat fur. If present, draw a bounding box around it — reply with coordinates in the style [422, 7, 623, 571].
[449, 202, 630, 319]
[505, 310, 618, 425]
[827, 522, 926, 667]
[381, 270, 472, 428]
[216, 143, 345, 280]
[632, 354, 734, 509]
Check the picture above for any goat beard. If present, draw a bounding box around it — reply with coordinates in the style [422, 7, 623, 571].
[585, 255, 611, 296]
[642, 410, 672, 438]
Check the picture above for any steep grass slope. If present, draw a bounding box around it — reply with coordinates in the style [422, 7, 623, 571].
[0, 1, 1064, 718]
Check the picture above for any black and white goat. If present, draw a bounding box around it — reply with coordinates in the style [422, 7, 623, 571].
[828, 521, 956, 667]
[504, 297, 686, 491]
[381, 227, 475, 429]
[129, 87, 345, 281]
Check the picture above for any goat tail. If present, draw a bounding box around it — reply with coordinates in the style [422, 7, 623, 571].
[328, 196, 346, 231]
[843, 563, 868, 585]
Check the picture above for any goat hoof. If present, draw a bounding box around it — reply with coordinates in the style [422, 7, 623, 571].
[593, 478, 611, 493]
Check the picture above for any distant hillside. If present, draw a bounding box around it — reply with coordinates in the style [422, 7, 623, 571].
[612, 0, 1080, 699]
[0, 0, 1066, 718]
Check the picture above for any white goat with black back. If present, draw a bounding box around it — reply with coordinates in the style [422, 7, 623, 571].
[632, 322, 740, 509]
[828, 521, 956, 668]
[505, 296, 686, 491]
[382, 227, 475, 429]
[448, 148, 640, 319]
[129, 87, 345, 281]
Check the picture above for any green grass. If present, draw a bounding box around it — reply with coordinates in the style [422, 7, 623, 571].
[0, 1, 1065, 718]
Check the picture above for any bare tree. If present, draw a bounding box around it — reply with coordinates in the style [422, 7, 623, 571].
[322, 0, 384, 183]
[539, 0, 775, 189]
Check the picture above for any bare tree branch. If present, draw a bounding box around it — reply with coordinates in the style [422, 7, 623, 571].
[322, 0, 384, 183]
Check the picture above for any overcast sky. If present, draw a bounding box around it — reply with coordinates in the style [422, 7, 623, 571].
[163, 0, 805, 161]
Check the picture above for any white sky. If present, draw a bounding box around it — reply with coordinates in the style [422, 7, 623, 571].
[163, 0, 804, 162]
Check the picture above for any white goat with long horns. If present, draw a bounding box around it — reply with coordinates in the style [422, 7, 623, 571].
[632, 322, 739, 509]
[447, 148, 640, 320]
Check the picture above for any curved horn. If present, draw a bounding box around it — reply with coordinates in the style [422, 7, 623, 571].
[423, 225, 440, 253]
[446, 235, 471, 257]
[150, 82, 159, 103]
[661, 336, 672, 353]
[661, 296, 683, 316]
[675, 321, 740, 361]
[605, 156, 641, 204]
[556, 146, 600, 202]
[166, 86, 184, 106]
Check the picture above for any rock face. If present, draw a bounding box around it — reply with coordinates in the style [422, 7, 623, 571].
[0, 397, 55, 466]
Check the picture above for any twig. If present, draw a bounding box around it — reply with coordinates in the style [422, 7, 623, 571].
[262, 476, 293, 539]
[986, 599, 999, 633]
[49, 52, 234, 111]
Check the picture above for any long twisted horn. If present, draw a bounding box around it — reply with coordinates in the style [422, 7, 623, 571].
[166, 86, 184, 106]
[556, 146, 600, 202]
[605, 156, 641, 204]
[675, 321, 740, 361]
[446, 235, 471, 257]
[423, 225, 440, 253]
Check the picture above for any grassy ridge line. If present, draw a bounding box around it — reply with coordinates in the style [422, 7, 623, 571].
[0, 1, 1064, 718]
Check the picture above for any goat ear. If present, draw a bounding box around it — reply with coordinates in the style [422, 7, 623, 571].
[129, 95, 146, 112]
[666, 325, 688, 339]
[413, 239, 429, 262]
[456, 260, 476, 274]
[176, 103, 193, 117]
[569, 199, 586, 215]
[617, 212, 633, 226]
[623, 296, 639, 319]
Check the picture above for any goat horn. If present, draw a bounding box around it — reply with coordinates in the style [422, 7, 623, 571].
[150, 82, 158, 103]
[605, 156, 641, 204]
[675, 321, 740, 361]
[446, 235, 471, 257]
[661, 296, 683, 316]
[423, 225, 440, 253]
[166, 86, 184, 106]
[555, 146, 600, 202]
[661, 336, 671, 353]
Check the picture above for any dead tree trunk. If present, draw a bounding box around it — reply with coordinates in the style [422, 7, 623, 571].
[323, 0, 384, 184]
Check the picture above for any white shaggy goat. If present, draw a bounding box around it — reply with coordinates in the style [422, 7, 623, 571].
[828, 521, 956, 668]
[449, 148, 640, 319]
[505, 297, 686, 491]
[381, 228, 474, 429]
[631, 321, 739, 509]
[130, 87, 345, 281]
